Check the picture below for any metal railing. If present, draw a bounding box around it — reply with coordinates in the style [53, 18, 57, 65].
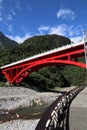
[35, 86, 85, 130]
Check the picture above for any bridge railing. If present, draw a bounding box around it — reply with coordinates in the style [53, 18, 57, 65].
[1, 39, 84, 69]
[35, 86, 85, 130]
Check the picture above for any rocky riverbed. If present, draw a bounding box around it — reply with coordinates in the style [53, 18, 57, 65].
[0, 87, 60, 130]
[0, 86, 75, 130]
[0, 87, 60, 110]
[0, 119, 39, 130]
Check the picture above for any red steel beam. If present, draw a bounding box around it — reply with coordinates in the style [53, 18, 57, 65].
[1, 43, 86, 84]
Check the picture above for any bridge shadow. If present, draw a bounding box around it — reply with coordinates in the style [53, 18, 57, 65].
[23, 85, 67, 94]
[12, 83, 67, 95]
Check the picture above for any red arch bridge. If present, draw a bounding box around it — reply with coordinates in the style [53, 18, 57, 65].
[0, 38, 87, 130]
[1, 39, 87, 84]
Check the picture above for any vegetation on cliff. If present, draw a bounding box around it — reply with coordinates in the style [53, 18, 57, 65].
[0, 34, 87, 89]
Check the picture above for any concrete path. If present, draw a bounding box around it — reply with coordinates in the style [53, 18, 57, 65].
[70, 87, 87, 130]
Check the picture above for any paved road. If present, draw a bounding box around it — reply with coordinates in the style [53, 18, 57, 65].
[70, 87, 87, 130]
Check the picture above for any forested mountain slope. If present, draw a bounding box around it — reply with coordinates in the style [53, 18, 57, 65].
[0, 31, 18, 49]
[0, 34, 87, 89]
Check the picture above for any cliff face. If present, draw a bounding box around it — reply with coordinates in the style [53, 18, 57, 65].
[0, 31, 18, 49]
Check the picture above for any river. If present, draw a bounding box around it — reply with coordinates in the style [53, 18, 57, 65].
[0, 102, 52, 123]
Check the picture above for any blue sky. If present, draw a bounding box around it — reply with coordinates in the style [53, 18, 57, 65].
[0, 0, 87, 43]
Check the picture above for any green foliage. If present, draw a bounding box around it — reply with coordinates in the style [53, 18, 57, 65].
[0, 34, 87, 89]
[0, 34, 70, 66]
[23, 66, 70, 89]
[0, 69, 6, 82]
[0, 31, 18, 50]
[63, 65, 87, 86]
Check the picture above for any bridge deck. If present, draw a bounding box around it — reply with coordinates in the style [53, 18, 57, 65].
[1, 40, 84, 69]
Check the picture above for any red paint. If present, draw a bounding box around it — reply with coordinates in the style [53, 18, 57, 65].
[1, 43, 86, 84]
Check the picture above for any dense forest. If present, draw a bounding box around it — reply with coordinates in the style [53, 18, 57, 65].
[0, 34, 87, 89]
[0, 31, 18, 49]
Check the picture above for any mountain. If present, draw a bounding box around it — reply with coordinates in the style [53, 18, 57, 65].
[0, 34, 71, 66]
[0, 31, 18, 49]
[22, 34, 71, 56]
[0, 34, 86, 88]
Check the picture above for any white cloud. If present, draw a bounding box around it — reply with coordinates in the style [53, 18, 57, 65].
[15, 2, 21, 10]
[49, 24, 83, 42]
[70, 36, 82, 43]
[38, 24, 83, 43]
[0, 4, 3, 10]
[6, 14, 12, 21]
[10, 9, 16, 15]
[0, 11, 2, 16]
[0, 0, 2, 4]
[0, 16, 3, 21]
[7, 25, 13, 33]
[6, 23, 83, 44]
[27, 5, 32, 11]
[0, 0, 3, 12]
[7, 33, 32, 43]
[38, 25, 50, 34]
[0, 0, 13, 23]
[57, 8, 76, 20]
[49, 24, 68, 36]
[70, 25, 83, 36]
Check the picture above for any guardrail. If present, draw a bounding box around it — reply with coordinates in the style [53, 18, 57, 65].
[35, 86, 85, 130]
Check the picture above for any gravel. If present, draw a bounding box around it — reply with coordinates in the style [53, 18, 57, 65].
[0, 87, 59, 130]
[0, 87, 59, 110]
[0, 86, 78, 130]
[0, 119, 39, 130]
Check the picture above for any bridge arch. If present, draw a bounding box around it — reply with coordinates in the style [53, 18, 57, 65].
[11, 59, 86, 84]
[1, 41, 86, 84]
